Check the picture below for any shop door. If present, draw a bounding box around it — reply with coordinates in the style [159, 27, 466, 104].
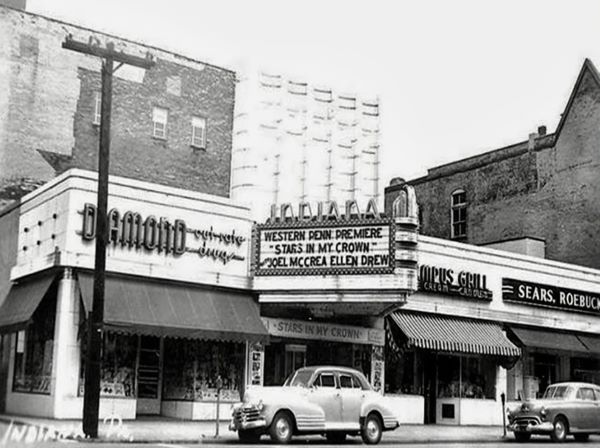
[423, 354, 437, 424]
[284, 344, 306, 378]
[0, 335, 6, 412]
[136, 336, 162, 415]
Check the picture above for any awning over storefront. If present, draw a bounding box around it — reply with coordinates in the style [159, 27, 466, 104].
[509, 326, 589, 353]
[0, 273, 56, 333]
[78, 272, 268, 343]
[578, 335, 600, 354]
[388, 312, 521, 357]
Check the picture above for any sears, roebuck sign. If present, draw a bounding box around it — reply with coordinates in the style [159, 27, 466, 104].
[503, 278, 600, 316]
[253, 200, 395, 276]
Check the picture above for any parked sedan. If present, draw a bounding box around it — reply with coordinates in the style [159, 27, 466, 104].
[229, 365, 399, 444]
[507, 382, 600, 442]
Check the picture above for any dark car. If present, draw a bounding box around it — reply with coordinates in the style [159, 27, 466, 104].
[507, 382, 600, 442]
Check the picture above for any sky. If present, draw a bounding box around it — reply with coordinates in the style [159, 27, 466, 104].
[26, 0, 600, 186]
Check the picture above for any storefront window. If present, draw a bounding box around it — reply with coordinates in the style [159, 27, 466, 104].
[264, 340, 372, 387]
[385, 351, 417, 394]
[13, 293, 56, 394]
[162, 339, 244, 402]
[79, 332, 137, 398]
[571, 357, 600, 385]
[437, 355, 495, 399]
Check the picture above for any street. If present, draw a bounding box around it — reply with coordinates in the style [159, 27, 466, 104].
[8, 434, 600, 448]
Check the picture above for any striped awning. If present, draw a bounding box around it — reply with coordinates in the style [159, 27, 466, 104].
[388, 312, 521, 357]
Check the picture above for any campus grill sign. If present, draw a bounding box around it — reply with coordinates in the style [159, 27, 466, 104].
[419, 264, 492, 300]
[502, 278, 600, 316]
[253, 199, 394, 276]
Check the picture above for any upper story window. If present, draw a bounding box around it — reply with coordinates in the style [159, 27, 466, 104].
[191, 116, 207, 149]
[451, 189, 467, 239]
[152, 107, 168, 139]
[93, 92, 101, 126]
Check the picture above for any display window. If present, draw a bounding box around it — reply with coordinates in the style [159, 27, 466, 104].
[264, 340, 373, 386]
[437, 354, 495, 399]
[385, 350, 418, 394]
[571, 357, 600, 385]
[13, 292, 56, 394]
[162, 338, 244, 402]
[79, 332, 138, 398]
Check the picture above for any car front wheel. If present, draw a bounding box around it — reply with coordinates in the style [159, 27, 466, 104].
[550, 416, 568, 443]
[514, 431, 531, 442]
[361, 413, 383, 445]
[269, 411, 293, 444]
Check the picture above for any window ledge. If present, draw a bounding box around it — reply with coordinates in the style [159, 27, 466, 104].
[191, 144, 206, 151]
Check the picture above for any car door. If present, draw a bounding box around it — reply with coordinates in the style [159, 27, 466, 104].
[307, 371, 343, 426]
[338, 372, 363, 428]
[575, 387, 596, 429]
[592, 388, 600, 430]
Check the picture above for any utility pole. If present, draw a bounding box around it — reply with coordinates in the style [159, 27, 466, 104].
[62, 35, 154, 439]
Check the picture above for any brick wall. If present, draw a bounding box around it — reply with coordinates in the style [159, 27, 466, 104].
[385, 60, 600, 270]
[0, 6, 235, 209]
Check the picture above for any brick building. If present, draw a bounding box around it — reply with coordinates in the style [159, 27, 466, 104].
[386, 58, 600, 270]
[0, 2, 235, 210]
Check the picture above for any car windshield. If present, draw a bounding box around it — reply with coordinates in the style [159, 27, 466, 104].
[543, 385, 573, 399]
[283, 369, 314, 387]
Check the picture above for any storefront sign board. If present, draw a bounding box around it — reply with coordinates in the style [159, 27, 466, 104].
[261, 317, 385, 346]
[503, 278, 600, 316]
[254, 218, 395, 276]
[419, 264, 492, 301]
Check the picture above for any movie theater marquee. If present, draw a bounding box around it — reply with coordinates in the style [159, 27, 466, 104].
[253, 201, 395, 276]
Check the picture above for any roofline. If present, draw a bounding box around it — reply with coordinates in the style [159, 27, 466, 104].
[0, 4, 235, 74]
[386, 134, 555, 190]
[479, 235, 546, 246]
[554, 58, 600, 142]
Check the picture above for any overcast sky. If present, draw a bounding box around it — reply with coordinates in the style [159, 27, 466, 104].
[27, 0, 600, 186]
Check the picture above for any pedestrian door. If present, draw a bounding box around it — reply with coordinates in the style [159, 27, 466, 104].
[136, 336, 162, 415]
[0, 335, 7, 413]
[284, 344, 306, 379]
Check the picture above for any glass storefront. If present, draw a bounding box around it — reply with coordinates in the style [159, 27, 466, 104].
[13, 293, 56, 394]
[264, 340, 372, 386]
[79, 332, 138, 398]
[162, 338, 245, 402]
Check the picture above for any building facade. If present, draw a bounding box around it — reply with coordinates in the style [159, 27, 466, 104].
[385, 59, 600, 270]
[0, 169, 418, 420]
[0, 3, 235, 210]
[231, 71, 381, 222]
[385, 236, 600, 425]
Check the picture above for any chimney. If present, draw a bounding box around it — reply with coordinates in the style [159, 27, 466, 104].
[0, 0, 26, 10]
[537, 125, 547, 136]
[389, 177, 405, 187]
[528, 132, 538, 151]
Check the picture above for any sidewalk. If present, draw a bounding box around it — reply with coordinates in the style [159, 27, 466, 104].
[0, 414, 508, 444]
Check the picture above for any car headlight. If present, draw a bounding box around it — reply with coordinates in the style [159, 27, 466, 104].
[540, 407, 547, 420]
[256, 400, 264, 411]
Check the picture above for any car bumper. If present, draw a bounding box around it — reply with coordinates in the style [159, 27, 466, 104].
[508, 421, 554, 434]
[229, 417, 267, 432]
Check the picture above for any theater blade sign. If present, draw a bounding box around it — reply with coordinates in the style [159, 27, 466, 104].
[253, 199, 395, 276]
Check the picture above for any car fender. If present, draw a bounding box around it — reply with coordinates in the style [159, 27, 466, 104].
[360, 393, 399, 429]
[261, 395, 325, 430]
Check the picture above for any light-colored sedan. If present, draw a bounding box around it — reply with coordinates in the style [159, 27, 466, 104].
[229, 365, 399, 444]
[507, 382, 600, 442]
